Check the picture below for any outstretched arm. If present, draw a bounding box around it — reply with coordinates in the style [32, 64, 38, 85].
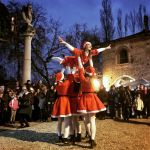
[59, 36, 74, 51]
[97, 44, 111, 53]
[77, 56, 83, 69]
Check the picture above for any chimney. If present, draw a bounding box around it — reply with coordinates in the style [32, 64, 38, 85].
[144, 15, 149, 30]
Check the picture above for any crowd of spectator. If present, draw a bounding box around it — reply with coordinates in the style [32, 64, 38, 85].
[97, 84, 150, 120]
[0, 80, 150, 127]
[0, 80, 57, 127]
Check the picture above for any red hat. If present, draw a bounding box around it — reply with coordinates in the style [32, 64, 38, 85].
[85, 66, 95, 76]
[55, 72, 64, 82]
[83, 41, 92, 49]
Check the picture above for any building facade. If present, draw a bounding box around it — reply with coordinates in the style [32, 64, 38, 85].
[95, 30, 150, 90]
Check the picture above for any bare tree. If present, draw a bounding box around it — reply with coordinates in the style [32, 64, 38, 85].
[99, 0, 115, 42]
[1, 1, 65, 85]
[136, 4, 146, 30]
[65, 23, 101, 49]
[149, 17, 150, 29]
[117, 9, 123, 38]
[128, 10, 137, 34]
[31, 17, 64, 85]
[66, 23, 83, 48]
[3, 1, 24, 80]
[124, 14, 128, 36]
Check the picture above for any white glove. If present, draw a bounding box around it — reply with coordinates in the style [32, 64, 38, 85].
[71, 67, 77, 74]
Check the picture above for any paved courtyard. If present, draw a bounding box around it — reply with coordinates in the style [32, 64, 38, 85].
[0, 119, 150, 150]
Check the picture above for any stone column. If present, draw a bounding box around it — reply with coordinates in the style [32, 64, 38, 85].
[22, 32, 34, 84]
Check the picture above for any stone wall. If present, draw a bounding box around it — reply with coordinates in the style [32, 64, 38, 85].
[95, 31, 150, 87]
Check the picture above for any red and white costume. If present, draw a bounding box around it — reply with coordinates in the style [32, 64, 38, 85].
[68, 74, 81, 115]
[51, 72, 71, 118]
[61, 48, 99, 68]
[77, 67, 106, 114]
[52, 40, 109, 70]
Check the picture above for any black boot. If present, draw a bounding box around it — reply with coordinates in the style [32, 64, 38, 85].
[85, 131, 89, 138]
[89, 137, 97, 149]
[70, 134, 75, 145]
[58, 136, 63, 142]
[24, 120, 30, 127]
[76, 133, 81, 142]
[63, 138, 69, 145]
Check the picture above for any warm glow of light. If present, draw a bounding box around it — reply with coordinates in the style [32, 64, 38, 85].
[103, 76, 110, 91]
[11, 17, 15, 32]
[11, 17, 14, 21]
[91, 78, 101, 92]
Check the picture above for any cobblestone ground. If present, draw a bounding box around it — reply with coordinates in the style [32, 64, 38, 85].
[0, 119, 150, 150]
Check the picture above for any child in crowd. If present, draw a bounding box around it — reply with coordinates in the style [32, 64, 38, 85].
[9, 91, 19, 124]
[135, 93, 144, 119]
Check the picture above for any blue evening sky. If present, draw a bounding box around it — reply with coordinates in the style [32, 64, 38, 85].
[1, 0, 150, 75]
[2, 0, 150, 29]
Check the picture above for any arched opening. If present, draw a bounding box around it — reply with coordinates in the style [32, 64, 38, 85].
[116, 47, 130, 64]
[120, 49, 128, 64]
[113, 75, 135, 87]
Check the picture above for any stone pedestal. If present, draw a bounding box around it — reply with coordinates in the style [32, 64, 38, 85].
[22, 32, 34, 85]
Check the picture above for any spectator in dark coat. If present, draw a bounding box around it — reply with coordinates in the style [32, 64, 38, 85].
[38, 91, 47, 122]
[18, 87, 32, 127]
[2, 88, 12, 123]
[0, 87, 4, 124]
[97, 85, 108, 119]
[46, 85, 57, 117]
[108, 85, 117, 119]
[147, 86, 150, 118]
[122, 86, 132, 121]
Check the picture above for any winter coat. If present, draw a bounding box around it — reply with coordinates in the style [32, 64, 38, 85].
[18, 92, 32, 116]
